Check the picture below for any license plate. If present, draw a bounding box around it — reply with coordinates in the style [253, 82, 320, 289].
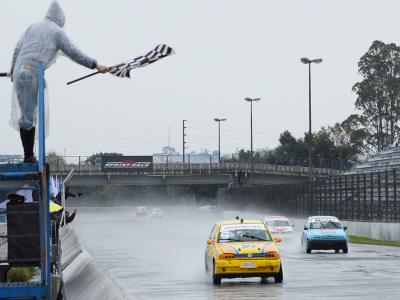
[241, 262, 256, 268]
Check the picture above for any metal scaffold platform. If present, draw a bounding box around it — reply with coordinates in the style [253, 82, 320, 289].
[0, 65, 57, 299]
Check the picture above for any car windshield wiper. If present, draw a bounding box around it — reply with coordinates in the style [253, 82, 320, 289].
[242, 234, 269, 241]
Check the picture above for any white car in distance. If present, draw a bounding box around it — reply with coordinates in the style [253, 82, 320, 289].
[264, 216, 294, 234]
[151, 207, 164, 218]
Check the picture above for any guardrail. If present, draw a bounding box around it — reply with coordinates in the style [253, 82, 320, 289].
[2, 154, 352, 170]
[47, 160, 342, 177]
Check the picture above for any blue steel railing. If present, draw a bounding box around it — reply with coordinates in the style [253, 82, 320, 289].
[38, 63, 52, 300]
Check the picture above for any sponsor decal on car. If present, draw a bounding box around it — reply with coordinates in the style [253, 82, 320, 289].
[311, 217, 339, 223]
[220, 224, 265, 231]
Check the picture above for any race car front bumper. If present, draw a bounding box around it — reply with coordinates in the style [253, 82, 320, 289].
[308, 239, 347, 250]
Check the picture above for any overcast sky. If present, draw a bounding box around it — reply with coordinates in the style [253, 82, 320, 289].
[1, 0, 399, 158]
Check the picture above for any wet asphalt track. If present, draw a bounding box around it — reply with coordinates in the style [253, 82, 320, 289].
[72, 206, 400, 300]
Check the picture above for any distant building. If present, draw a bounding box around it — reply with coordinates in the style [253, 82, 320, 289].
[0, 154, 23, 163]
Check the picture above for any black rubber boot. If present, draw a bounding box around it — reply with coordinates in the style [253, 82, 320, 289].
[20, 127, 36, 163]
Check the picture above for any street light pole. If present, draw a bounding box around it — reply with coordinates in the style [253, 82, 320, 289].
[301, 57, 322, 183]
[214, 118, 226, 164]
[308, 62, 312, 183]
[182, 119, 187, 163]
[245, 97, 260, 172]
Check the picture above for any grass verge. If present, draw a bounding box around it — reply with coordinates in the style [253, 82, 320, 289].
[348, 235, 400, 247]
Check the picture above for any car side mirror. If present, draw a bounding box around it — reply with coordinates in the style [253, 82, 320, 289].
[304, 226, 308, 230]
[343, 226, 347, 231]
[274, 237, 282, 243]
[207, 239, 214, 245]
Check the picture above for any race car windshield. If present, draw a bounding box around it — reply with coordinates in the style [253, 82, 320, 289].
[218, 224, 272, 243]
[268, 220, 290, 227]
[310, 220, 342, 229]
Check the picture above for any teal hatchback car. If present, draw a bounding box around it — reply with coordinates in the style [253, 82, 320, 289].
[301, 216, 348, 254]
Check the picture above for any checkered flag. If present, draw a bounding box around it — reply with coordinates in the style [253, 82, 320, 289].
[67, 44, 175, 85]
[109, 44, 175, 78]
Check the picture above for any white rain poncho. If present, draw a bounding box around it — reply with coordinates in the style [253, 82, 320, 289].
[9, 1, 97, 136]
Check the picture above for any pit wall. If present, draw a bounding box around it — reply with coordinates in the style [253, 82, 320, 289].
[60, 226, 125, 300]
[291, 218, 400, 242]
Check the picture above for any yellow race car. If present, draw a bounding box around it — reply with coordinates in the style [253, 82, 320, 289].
[204, 219, 283, 285]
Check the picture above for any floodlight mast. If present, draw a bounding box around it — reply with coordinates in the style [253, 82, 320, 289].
[300, 57, 323, 183]
[244, 97, 261, 172]
[214, 118, 227, 163]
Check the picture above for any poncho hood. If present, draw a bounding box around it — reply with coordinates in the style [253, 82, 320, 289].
[45, 1, 65, 28]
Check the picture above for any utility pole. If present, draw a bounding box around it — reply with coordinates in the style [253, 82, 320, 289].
[182, 120, 187, 163]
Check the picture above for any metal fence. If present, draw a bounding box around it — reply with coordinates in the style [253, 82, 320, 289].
[1, 154, 349, 169]
[227, 168, 400, 223]
[43, 155, 341, 178]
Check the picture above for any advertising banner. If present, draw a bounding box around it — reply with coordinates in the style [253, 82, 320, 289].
[101, 156, 153, 172]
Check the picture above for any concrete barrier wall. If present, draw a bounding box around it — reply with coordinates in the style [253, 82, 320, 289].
[60, 226, 83, 270]
[291, 218, 400, 242]
[341, 220, 400, 241]
[60, 227, 125, 300]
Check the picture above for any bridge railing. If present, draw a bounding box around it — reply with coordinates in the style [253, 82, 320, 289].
[46, 155, 342, 177]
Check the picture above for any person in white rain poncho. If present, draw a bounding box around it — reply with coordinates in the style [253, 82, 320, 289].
[9, 1, 108, 163]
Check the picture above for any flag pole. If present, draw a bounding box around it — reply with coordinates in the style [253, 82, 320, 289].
[66, 71, 100, 85]
[67, 62, 124, 86]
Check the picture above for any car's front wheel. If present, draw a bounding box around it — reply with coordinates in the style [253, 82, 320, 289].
[274, 263, 283, 283]
[212, 261, 221, 285]
[306, 241, 312, 254]
[260, 276, 268, 283]
[343, 244, 348, 254]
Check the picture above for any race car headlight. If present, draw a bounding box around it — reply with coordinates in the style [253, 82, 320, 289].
[264, 251, 280, 258]
[219, 253, 236, 259]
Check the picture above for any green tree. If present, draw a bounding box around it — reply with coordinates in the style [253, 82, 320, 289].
[274, 130, 307, 164]
[86, 152, 123, 165]
[46, 151, 67, 170]
[223, 125, 363, 169]
[352, 40, 400, 151]
[237, 149, 252, 161]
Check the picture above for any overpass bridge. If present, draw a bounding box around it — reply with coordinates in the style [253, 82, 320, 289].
[48, 161, 342, 186]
